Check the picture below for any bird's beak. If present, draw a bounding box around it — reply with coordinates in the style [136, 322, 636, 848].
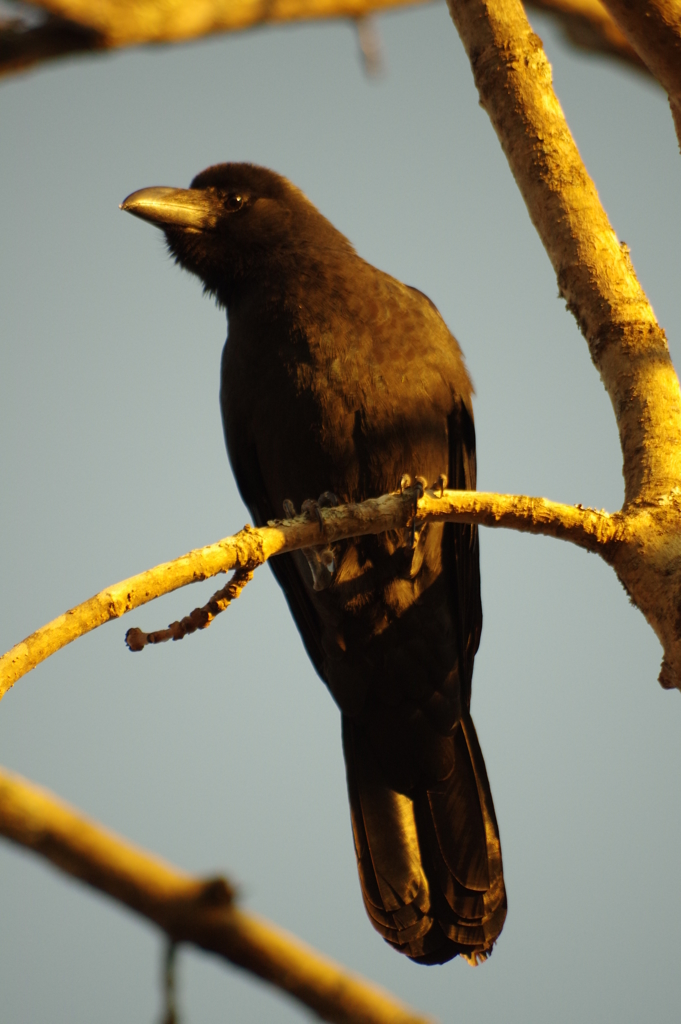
[120, 187, 218, 231]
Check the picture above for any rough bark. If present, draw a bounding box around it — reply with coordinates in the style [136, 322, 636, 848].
[446, 0, 681, 689]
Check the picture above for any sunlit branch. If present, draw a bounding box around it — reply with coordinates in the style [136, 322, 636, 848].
[0, 766, 433, 1024]
[445, 0, 681, 690]
[447, 0, 681, 508]
[0, 0, 651, 80]
[0, 487, 618, 701]
[0, 0, 424, 78]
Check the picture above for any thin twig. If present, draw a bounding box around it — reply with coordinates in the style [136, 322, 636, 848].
[355, 15, 384, 75]
[126, 566, 255, 651]
[0, 766, 434, 1024]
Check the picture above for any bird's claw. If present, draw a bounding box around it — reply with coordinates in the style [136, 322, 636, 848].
[301, 490, 339, 533]
[284, 493, 339, 591]
[301, 498, 325, 530]
[403, 472, 446, 560]
[406, 477, 427, 549]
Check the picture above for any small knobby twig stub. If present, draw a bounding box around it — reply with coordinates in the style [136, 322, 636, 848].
[125, 566, 255, 651]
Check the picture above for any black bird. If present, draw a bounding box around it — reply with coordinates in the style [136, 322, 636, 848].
[121, 164, 506, 964]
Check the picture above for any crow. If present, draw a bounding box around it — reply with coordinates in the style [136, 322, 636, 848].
[121, 163, 506, 964]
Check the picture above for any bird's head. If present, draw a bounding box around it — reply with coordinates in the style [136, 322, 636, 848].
[121, 163, 354, 307]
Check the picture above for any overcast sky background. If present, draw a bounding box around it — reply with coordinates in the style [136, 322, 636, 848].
[1, 4, 681, 1022]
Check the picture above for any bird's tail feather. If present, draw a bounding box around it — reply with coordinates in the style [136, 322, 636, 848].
[342, 713, 506, 965]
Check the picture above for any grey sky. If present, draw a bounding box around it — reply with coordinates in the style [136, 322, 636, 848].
[1, 6, 680, 1022]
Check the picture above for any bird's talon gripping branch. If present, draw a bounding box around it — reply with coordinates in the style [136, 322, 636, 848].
[318, 490, 340, 510]
[301, 498, 325, 531]
[408, 478, 428, 549]
[437, 473, 448, 498]
[400, 473, 412, 493]
[286, 495, 338, 592]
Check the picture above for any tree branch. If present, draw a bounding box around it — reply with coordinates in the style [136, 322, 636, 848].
[0, 766, 433, 1024]
[597, 0, 681, 148]
[527, 0, 647, 72]
[0, 0, 652, 80]
[22, 0, 427, 44]
[447, 0, 681, 507]
[445, 0, 681, 689]
[0, 486, 619, 702]
[0, 0, 426, 78]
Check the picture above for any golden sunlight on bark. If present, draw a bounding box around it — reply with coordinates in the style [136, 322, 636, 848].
[0, 767, 433, 1024]
[0, 486, 620, 701]
[447, 0, 681, 688]
[27, 0, 424, 45]
[0, 0, 652, 79]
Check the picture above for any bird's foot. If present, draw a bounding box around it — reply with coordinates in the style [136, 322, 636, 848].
[301, 490, 339, 530]
[283, 493, 339, 591]
[408, 476, 428, 549]
[402, 473, 447, 575]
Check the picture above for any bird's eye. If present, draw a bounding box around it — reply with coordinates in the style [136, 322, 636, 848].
[224, 193, 244, 212]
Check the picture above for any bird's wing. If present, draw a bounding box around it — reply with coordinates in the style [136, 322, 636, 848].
[445, 399, 483, 711]
[228, 440, 329, 683]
